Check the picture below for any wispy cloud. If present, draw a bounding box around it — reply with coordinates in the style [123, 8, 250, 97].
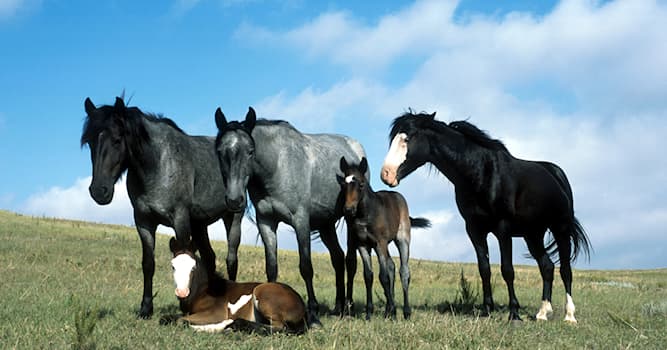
[237, 0, 667, 269]
[0, 0, 37, 21]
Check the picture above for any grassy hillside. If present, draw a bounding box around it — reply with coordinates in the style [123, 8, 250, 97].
[0, 210, 665, 349]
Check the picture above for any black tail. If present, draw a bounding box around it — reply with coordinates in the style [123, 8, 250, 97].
[410, 217, 431, 229]
[543, 217, 592, 263]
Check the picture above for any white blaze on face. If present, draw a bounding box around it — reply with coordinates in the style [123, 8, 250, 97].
[345, 175, 356, 184]
[381, 133, 408, 186]
[171, 254, 196, 298]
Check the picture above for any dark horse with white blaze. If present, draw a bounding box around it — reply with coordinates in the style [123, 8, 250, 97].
[81, 97, 244, 318]
[339, 157, 430, 320]
[214, 107, 367, 326]
[169, 238, 308, 334]
[381, 112, 591, 323]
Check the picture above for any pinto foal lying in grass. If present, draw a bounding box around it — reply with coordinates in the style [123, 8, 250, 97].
[168, 238, 308, 334]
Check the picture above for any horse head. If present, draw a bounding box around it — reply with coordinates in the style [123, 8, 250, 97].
[81, 97, 132, 205]
[338, 156, 369, 217]
[381, 111, 435, 187]
[214, 107, 256, 212]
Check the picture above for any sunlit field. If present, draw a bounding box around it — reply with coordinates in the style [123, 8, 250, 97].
[0, 210, 665, 349]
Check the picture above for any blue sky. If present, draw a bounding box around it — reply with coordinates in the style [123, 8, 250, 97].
[1, 0, 665, 270]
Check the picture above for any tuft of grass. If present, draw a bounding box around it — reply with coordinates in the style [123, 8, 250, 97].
[642, 301, 667, 317]
[70, 297, 99, 350]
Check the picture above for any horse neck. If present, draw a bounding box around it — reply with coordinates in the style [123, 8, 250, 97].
[426, 128, 501, 189]
[125, 118, 180, 180]
[356, 183, 380, 218]
[185, 258, 210, 305]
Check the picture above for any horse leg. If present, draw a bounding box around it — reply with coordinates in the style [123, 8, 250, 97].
[553, 223, 577, 323]
[256, 214, 279, 282]
[495, 228, 521, 321]
[134, 215, 157, 319]
[358, 245, 374, 320]
[222, 211, 243, 281]
[293, 218, 321, 327]
[319, 224, 346, 316]
[395, 237, 411, 320]
[345, 230, 359, 316]
[191, 221, 216, 278]
[376, 241, 396, 319]
[466, 222, 494, 316]
[525, 232, 554, 321]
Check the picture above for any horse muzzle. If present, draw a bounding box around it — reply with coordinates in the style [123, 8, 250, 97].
[344, 206, 357, 217]
[380, 166, 400, 187]
[175, 287, 190, 299]
[89, 183, 114, 205]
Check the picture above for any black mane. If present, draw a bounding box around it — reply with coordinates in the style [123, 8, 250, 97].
[389, 111, 508, 152]
[81, 102, 185, 148]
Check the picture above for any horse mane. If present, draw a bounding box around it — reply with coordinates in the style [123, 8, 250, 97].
[80, 102, 185, 150]
[389, 110, 508, 152]
[449, 120, 508, 152]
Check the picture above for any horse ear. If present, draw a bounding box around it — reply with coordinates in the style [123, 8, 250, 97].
[169, 237, 177, 253]
[339, 156, 349, 172]
[114, 97, 125, 111]
[429, 111, 436, 119]
[359, 157, 368, 175]
[215, 107, 227, 131]
[84, 98, 96, 115]
[244, 107, 257, 131]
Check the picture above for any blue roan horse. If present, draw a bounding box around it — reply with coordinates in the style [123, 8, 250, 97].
[214, 107, 366, 326]
[381, 111, 591, 323]
[81, 97, 244, 318]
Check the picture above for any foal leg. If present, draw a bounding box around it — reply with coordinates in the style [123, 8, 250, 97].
[376, 241, 397, 319]
[466, 223, 494, 316]
[222, 211, 244, 281]
[134, 215, 157, 319]
[358, 245, 374, 320]
[319, 224, 346, 316]
[345, 232, 359, 316]
[495, 228, 521, 321]
[525, 233, 554, 321]
[395, 237, 411, 319]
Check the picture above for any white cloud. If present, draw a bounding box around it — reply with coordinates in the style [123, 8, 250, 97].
[236, 0, 667, 269]
[0, 0, 38, 20]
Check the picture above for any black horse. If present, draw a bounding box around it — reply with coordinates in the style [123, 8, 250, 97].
[380, 111, 591, 322]
[214, 107, 367, 326]
[81, 97, 244, 318]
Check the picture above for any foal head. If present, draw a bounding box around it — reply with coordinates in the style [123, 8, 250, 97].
[168, 237, 201, 300]
[214, 107, 257, 212]
[338, 157, 369, 217]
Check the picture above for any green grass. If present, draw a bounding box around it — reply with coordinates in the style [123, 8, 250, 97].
[0, 210, 665, 349]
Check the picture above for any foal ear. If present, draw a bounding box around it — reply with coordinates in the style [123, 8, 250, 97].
[359, 157, 368, 175]
[429, 111, 437, 119]
[339, 156, 349, 172]
[244, 107, 257, 131]
[84, 98, 96, 115]
[215, 107, 227, 131]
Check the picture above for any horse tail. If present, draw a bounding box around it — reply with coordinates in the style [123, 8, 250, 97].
[569, 216, 592, 263]
[538, 161, 592, 263]
[410, 217, 431, 229]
